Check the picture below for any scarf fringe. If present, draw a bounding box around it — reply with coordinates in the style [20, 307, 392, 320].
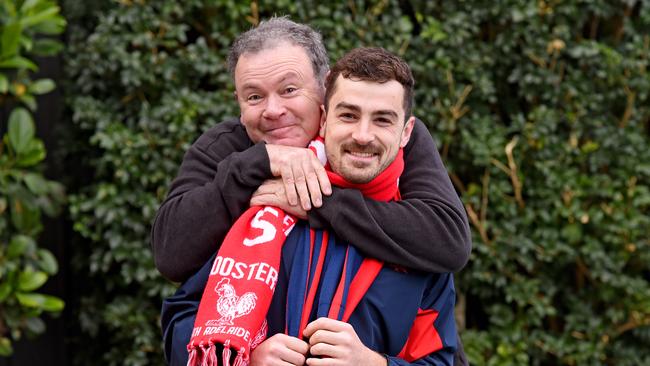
[234, 347, 247, 366]
[206, 343, 218, 366]
[187, 346, 198, 366]
[222, 339, 232, 366]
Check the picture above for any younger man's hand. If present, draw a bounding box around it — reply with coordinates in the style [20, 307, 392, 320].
[250, 333, 310, 366]
[303, 317, 387, 366]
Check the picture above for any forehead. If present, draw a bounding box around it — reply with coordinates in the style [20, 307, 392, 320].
[329, 76, 405, 116]
[234, 43, 315, 89]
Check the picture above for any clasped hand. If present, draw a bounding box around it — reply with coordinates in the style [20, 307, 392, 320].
[251, 145, 332, 217]
[250, 318, 386, 366]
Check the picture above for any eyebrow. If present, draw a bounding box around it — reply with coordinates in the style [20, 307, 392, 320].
[373, 110, 399, 119]
[239, 72, 301, 93]
[334, 102, 361, 113]
[334, 102, 399, 119]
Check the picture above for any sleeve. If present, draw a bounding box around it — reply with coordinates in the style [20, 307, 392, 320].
[386, 273, 457, 366]
[151, 121, 272, 282]
[308, 118, 472, 273]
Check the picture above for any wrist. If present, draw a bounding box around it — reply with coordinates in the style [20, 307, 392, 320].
[367, 350, 388, 366]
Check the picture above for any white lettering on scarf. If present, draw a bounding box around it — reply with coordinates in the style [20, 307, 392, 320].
[210, 256, 278, 291]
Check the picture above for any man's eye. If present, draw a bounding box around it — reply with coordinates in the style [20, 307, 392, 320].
[284, 87, 298, 94]
[339, 113, 357, 121]
[247, 95, 262, 101]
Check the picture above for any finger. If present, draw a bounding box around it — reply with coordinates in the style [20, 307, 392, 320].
[303, 317, 347, 338]
[280, 350, 307, 366]
[313, 161, 332, 196]
[306, 357, 343, 366]
[279, 335, 310, 355]
[281, 165, 299, 206]
[304, 160, 322, 208]
[292, 163, 311, 211]
[309, 342, 344, 359]
[255, 180, 278, 195]
[250, 194, 273, 207]
[307, 329, 349, 349]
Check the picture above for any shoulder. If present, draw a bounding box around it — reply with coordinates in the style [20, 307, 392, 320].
[194, 118, 253, 153]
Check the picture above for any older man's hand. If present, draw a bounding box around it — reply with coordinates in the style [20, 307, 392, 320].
[250, 333, 309, 366]
[266, 144, 332, 211]
[251, 179, 308, 219]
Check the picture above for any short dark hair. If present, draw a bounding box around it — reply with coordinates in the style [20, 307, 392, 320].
[324, 47, 414, 119]
[227, 17, 329, 90]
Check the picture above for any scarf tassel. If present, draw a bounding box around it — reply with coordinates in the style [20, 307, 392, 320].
[206, 343, 218, 366]
[234, 347, 248, 366]
[221, 340, 232, 366]
[187, 346, 198, 366]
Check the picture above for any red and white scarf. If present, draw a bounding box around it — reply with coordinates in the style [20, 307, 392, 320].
[187, 138, 403, 366]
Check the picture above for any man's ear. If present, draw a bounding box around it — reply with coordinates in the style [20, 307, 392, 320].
[319, 104, 327, 138]
[399, 116, 416, 148]
[233, 90, 238, 101]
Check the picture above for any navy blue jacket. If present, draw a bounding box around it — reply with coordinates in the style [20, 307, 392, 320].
[162, 222, 457, 366]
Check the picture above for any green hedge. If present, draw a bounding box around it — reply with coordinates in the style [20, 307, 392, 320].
[62, 1, 650, 365]
[0, 0, 66, 356]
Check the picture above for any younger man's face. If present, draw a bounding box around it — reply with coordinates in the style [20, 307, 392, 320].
[319, 75, 415, 184]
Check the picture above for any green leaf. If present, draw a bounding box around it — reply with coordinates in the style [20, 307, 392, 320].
[20, 0, 41, 12]
[0, 337, 13, 357]
[37, 249, 58, 275]
[7, 235, 35, 258]
[24, 173, 50, 195]
[0, 74, 8, 93]
[28, 78, 55, 95]
[561, 223, 583, 244]
[15, 293, 64, 312]
[10, 197, 41, 233]
[31, 38, 63, 56]
[20, 7, 61, 28]
[19, 93, 37, 111]
[0, 281, 12, 302]
[0, 22, 22, 58]
[31, 17, 66, 36]
[15, 139, 46, 167]
[0, 56, 38, 71]
[18, 270, 48, 292]
[8, 107, 35, 154]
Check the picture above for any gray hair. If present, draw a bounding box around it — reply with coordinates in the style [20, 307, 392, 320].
[227, 17, 329, 89]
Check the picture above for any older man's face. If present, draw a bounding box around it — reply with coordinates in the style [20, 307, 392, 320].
[234, 43, 324, 147]
[319, 76, 415, 184]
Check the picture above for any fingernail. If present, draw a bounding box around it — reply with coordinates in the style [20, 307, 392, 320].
[314, 198, 322, 207]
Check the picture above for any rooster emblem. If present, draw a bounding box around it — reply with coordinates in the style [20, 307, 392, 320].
[214, 278, 257, 326]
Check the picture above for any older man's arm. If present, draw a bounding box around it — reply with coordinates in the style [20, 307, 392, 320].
[308, 119, 472, 272]
[153, 118, 470, 282]
[151, 120, 271, 282]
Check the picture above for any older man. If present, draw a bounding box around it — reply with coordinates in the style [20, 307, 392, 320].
[249, 46, 458, 366]
[156, 17, 470, 365]
[152, 15, 469, 287]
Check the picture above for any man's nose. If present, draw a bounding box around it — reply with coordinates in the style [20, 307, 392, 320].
[262, 94, 286, 119]
[351, 119, 375, 145]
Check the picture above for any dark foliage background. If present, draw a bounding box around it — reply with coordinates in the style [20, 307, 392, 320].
[57, 1, 650, 365]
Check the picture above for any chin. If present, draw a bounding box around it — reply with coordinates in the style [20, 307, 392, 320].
[342, 172, 375, 184]
[268, 136, 311, 148]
